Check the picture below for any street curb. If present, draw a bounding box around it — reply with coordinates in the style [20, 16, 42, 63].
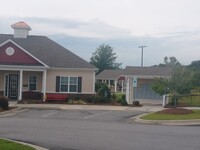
[16, 105, 61, 110]
[132, 112, 200, 126]
[0, 138, 48, 150]
[16, 104, 127, 111]
[0, 107, 21, 116]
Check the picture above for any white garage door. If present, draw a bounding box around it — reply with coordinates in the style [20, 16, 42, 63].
[135, 82, 162, 100]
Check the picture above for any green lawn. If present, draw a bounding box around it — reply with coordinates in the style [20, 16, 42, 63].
[115, 93, 124, 99]
[141, 110, 200, 120]
[168, 94, 200, 107]
[0, 139, 35, 150]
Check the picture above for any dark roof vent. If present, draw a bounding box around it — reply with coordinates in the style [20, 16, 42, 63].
[11, 21, 31, 38]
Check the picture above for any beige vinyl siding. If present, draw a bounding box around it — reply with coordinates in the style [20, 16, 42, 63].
[0, 70, 42, 92]
[46, 69, 95, 94]
[22, 71, 42, 91]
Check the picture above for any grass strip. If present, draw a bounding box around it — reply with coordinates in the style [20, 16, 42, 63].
[141, 110, 200, 120]
[0, 139, 35, 150]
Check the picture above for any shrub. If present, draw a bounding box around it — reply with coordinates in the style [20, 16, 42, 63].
[122, 94, 126, 100]
[89, 95, 101, 103]
[133, 100, 140, 106]
[77, 100, 87, 105]
[100, 97, 111, 103]
[112, 94, 117, 100]
[111, 94, 117, 103]
[0, 96, 9, 110]
[117, 98, 122, 103]
[95, 82, 111, 98]
[121, 99, 128, 106]
[70, 99, 87, 105]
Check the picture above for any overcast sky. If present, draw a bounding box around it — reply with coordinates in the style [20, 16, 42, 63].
[1, 0, 200, 67]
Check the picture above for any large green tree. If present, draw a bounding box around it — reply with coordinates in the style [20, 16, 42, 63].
[188, 60, 200, 71]
[159, 56, 181, 67]
[188, 60, 200, 88]
[90, 44, 122, 74]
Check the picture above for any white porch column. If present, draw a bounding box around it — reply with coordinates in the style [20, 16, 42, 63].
[121, 80, 124, 93]
[19, 70, 23, 101]
[93, 71, 96, 94]
[42, 70, 47, 102]
[108, 80, 111, 88]
[129, 77, 133, 104]
[114, 80, 117, 92]
[126, 77, 130, 104]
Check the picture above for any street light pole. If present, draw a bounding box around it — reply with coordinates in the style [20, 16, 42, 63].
[138, 46, 147, 67]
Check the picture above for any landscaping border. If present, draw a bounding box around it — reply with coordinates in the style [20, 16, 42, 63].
[133, 113, 200, 126]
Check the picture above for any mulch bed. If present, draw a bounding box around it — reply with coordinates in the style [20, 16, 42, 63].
[156, 108, 194, 115]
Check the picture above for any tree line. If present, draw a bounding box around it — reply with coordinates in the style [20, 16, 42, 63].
[90, 44, 200, 103]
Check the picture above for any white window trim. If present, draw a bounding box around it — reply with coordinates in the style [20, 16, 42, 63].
[60, 76, 78, 93]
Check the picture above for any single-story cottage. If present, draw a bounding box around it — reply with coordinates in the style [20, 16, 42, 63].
[96, 66, 171, 104]
[0, 21, 96, 101]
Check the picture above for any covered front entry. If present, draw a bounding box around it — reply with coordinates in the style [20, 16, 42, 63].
[0, 69, 47, 101]
[4, 74, 19, 99]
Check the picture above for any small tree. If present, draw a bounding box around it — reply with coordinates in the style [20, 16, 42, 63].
[90, 44, 122, 74]
[95, 82, 111, 103]
[152, 66, 194, 107]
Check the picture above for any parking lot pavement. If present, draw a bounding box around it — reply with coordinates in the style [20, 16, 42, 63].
[1, 109, 200, 150]
[3, 108, 144, 123]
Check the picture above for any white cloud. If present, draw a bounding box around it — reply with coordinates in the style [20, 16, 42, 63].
[1, 0, 200, 66]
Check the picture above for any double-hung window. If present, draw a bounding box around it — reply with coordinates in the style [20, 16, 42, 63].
[60, 77, 78, 92]
[60, 77, 68, 92]
[29, 75, 37, 91]
[69, 77, 78, 92]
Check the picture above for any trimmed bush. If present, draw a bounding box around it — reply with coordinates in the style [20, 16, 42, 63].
[121, 99, 128, 106]
[133, 100, 140, 106]
[0, 96, 9, 110]
[117, 98, 122, 103]
[122, 94, 126, 100]
[112, 94, 117, 100]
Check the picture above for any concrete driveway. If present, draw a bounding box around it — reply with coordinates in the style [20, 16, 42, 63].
[0, 108, 200, 150]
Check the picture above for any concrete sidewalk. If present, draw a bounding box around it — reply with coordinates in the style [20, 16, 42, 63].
[11, 102, 165, 112]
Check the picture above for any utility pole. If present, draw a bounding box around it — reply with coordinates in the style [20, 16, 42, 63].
[138, 46, 147, 67]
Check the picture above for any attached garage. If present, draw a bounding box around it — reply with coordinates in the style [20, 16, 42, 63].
[135, 79, 162, 100]
[124, 66, 171, 104]
[96, 66, 171, 104]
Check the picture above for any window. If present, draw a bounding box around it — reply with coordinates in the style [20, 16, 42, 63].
[29, 75, 37, 91]
[69, 77, 78, 92]
[60, 77, 68, 92]
[60, 77, 78, 92]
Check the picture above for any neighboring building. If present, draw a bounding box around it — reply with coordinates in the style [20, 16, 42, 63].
[96, 66, 171, 104]
[96, 69, 125, 93]
[0, 21, 96, 101]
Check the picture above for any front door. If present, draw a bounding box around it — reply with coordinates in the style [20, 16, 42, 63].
[5, 74, 19, 99]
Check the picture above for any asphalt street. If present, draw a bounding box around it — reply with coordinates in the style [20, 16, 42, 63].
[0, 109, 200, 150]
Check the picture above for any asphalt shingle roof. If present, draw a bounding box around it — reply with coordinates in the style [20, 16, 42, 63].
[96, 69, 124, 80]
[0, 34, 95, 69]
[124, 66, 172, 77]
[96, 66, 172, 79]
